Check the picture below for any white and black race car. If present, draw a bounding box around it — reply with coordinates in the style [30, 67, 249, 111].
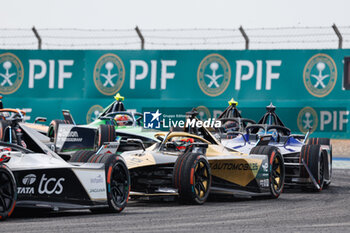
[0, 123, 130, 221]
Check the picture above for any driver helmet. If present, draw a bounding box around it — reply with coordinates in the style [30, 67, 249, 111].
[114, 114, 131, 126]
[223, 120, 240, 132]
[176, 138, 194, 151]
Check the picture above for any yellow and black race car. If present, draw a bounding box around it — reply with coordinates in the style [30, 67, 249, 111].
[120, 109, 285, 204]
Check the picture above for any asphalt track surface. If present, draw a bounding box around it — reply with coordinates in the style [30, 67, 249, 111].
[1, 168, 350, 233]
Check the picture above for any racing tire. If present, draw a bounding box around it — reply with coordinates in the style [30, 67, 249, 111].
[88, 154, 130, 213]
[0, 165, 17, 221]
[70, 151, 96, 163]
[307, 138, 330, 146]
[47, 119, 66, 142]
[300, 144, 325, 191]
[97, 125, 116, 148]
[307, 138, 332, 189]
[173, 152, 211, 204]
[250, 145, 285, 198]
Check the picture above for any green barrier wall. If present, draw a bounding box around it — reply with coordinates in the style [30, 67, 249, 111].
[0, 50, 349, 138]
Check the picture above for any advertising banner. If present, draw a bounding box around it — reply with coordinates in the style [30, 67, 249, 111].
[1, 49, 350, 138]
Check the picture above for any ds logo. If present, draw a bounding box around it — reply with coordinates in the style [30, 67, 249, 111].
[38, 174, 65, 195]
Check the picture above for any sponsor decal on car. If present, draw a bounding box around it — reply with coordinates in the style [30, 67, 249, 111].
[90, 174, 104, 184]
[259, 179, 269, 187]
[89, 188, 106, 193]
[211, 162, 259, 171]
[57, 128, 83, 142]
[38, 174, 65, 195]
[22, 174, 36, 185]
[17, 174, 36, 194]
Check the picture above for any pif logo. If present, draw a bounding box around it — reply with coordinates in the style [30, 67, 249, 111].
[0, 53, 24, 95]
[94, 54, 125, 96]
[197, 54, 231, 97]
[196, 106, 211, 121]
[303, 54, 337, 98]
[297, 107, 318, 134]
[86, 104, 104, 124]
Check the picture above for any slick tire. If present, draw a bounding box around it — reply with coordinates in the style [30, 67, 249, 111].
[88, 154, 130, 213]
[0, 165, 17, 221]
[47, 119, 66, 142]
[97, 125, 116, 148]
[173, 152, 211, 204]
[250, 145, 285, 198]
[307, 138, 330, 146]
[70, 151, 96, 163]
[300, 144, 325, 191]
[307, 138, 332, 189]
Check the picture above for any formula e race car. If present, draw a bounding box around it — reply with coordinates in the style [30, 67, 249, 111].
[46, 93, 158, 155]
[0, 122, 130, 220]
[120, 109, 285, 204]
[219, 102, 332, 191]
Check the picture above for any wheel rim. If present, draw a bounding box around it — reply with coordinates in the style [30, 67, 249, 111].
[272, 156, 283, 192]
[194, 161, 210, 198]
[110, 163, 129, 205]
[0, 171, 15, 214]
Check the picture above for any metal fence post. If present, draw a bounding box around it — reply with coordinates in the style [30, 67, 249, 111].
[239, 26, 249, 50]
[32, 26, 42, 50]
[332, 24, 343, 49]
[135, 26, 145, 50]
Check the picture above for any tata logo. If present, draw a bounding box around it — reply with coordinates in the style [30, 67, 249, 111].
[38, 174, 65, 195]
[197, 54, 231, 97]
[22, 174, 37, 185]
[94, 53, 125, 96]
[18, 174, 37, 194]
[144, 109, 162, 129]
[0, 53, 24, 94]
[86, 104, 104, 124]
[297, 107, 318, 134]
[303, 54, 337, 98]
